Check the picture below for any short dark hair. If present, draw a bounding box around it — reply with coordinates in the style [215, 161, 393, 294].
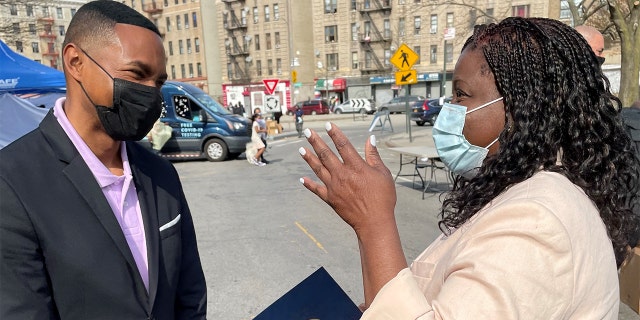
[63, 0, 160, 50]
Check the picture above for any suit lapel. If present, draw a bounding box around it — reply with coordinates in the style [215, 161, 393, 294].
[40, 112, 149, 303]
[128, 144, 160, 313]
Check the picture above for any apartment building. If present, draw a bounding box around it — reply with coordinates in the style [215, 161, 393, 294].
[216, 0, 560, 112]
[0, 0, 88, 70]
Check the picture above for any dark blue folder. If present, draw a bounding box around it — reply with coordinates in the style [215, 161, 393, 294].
[253, 267, 363, 320]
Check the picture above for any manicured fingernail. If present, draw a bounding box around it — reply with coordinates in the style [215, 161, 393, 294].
[298, 147, 306, 156]
[299, 178, 305, 184]
[325, 122, 332, 131]
[303, 128, 311, 138]
[369, 135, 377, 147]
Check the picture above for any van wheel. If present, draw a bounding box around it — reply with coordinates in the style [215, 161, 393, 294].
[416, 121, 425, 126]
[204, 139, 227, 161]
[311, 111, 317, 115]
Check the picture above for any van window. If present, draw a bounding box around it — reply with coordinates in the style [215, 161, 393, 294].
[191, 92, 230, 115]
[173, 95, 204, 121]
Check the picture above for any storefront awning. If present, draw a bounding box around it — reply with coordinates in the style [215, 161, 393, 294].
[315, 78, 346, 91]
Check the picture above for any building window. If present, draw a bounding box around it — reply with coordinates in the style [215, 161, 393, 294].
[446, 13, 454, 28]
[255, 60, 262, 76]
[168, 41, 173, 55]
[485, 8, 494, 23]
[26, 5, 33, 16]
[274, 32, 281, 48]
[227, 63, 232, 79]
[267, 59, 273, 75]
[171, 65, 176, 79]
[264, 5, 270, 22]
[32, 42, 39, 53]
[430, 14, 437, 34]
[255, 34, 260, 50]
[181, 64, 186, 79]
[512, 5, 530, 17]
[174, 0, 178, 5]
[276, 58, 282, 74]
[384, 19, 390, 38]
[560, 1, 571, 19]
[351, 0, 357, 10]
[29, 24, 36, 35]
[176, 15, 181, 30]
[265, 33, 272, 50]
[164, 0, 169, 6]
[253, 7, 259, 23]
[414, 16, 421, 35]
[47, 42, 55, 55]
[468, 9, 477, 29]
[184, 13, 189, 28]
[12, 23, 20, 34]
[56, 7, 63, 19]
[325, 0, 337, 13]
[364, 0, 371, 9]
[41, 6, 49, 17]
[58, 25, 65, 36]
[414, 45, 421, 64]
[351, 23, 358, 41]
[194, 37, 200, 53]
[192, 12, 198, 27]
[445, 42, 453, 63]
[70, 8, 77, 17]
[166, 17, 171, 31]
[365, 51, 372, 69]
[188, 63, 193, 78]
[384, 49, 391, 66]
[273, 4, 279, 20]
[15, 41, 23, 53]
[186, 39, 192, 53]
[178, 40, 184, 54]
[10, 4, 17, 15]
[197, 63, 202, 77]
[430, 45, 437, 64]
[241, 9, 247, 25]
[398, 18, 405, 36]
[352, 52, 358, 69]
[325, 25, 338, 42]
[327, 53, 338, 70]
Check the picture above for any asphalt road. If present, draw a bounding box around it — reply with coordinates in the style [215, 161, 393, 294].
[174, 113, 639, 319]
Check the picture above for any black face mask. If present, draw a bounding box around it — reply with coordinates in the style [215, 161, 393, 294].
[597, 56, 605, 66]
[78, 48, 163, 141]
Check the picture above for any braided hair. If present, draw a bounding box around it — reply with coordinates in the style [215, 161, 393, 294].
[439, 17, 640, 266]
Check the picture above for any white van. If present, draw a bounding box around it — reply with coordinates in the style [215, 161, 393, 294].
[332, 98, 374, 114]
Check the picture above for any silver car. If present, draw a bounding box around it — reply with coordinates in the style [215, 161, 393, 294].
[377, 95, 425, 114]
[332, 99, 374, 114]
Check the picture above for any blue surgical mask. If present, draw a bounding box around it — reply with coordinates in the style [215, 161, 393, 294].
[432, 97, 503, 179]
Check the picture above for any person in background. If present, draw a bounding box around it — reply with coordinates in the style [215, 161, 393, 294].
[575, 25, 605, 65]
[253, 107, 269, 164]
[248, 113, 267, 166]
[298, 17, 639, 319]
[0, 1, 207, 319]
[294, 105, 304, 138]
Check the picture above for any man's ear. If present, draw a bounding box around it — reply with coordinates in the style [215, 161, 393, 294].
[63, 43, 83, 82]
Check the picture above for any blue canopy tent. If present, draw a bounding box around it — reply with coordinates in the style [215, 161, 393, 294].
[0, 39, 66, 94]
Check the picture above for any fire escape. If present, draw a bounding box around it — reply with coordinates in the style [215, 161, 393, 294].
[142, 1, 166, 37]
[223, 0, 249, 82]
[37, 14, 58, 69]
[358, 0, 392, 75]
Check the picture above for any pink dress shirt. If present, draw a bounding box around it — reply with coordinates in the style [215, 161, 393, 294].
[53, 97, 149, 291]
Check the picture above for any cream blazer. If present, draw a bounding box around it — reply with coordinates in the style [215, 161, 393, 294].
[362, 171, 619, 319]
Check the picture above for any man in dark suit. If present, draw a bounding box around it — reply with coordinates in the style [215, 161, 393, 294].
[0, 1, 207, 319]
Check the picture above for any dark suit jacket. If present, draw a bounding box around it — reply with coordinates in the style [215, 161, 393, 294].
[0, 111, 207, 319]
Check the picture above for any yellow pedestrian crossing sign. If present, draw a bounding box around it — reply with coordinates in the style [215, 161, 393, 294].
[390, 43, 418, 71]
[395, 69, 417, 85]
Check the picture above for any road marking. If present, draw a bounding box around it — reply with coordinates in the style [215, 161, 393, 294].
[294, 221, 328, 253]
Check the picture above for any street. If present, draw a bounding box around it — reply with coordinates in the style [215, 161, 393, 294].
[174, 114, 638, 319]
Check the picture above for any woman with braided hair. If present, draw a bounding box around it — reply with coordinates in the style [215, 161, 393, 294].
[298, 17, 639, 319]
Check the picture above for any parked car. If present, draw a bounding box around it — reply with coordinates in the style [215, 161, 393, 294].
[377, 95, 426, 114]
[332, 98, 374, 114]
[287, 99, 330, 115]
[137, 81, 251, 161]
[410, 97, 451, 126]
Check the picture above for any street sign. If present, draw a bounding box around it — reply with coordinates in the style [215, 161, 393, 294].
[291, 70, 297, 83]
[390, 43, 419, 71]
[264, 95, 280, 113]
[444, 27, 456, 40]
[262, 78, 279, 95]
[395, 69, 417, 85]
